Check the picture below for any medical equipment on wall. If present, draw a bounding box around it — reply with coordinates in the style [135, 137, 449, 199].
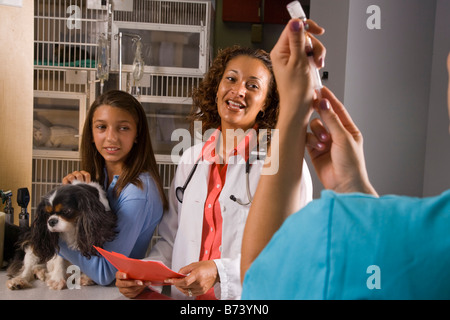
[0, 187, 30, 227]
[17, 188, 30, 228]
[287, 1, 323, 97]
[115, 32, 143, 92]
[1, 190, 14, 224]
[96, 33, 110, 94]
[131, 37, 145, 97]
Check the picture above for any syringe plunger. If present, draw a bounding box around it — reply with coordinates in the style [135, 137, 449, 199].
[287, 1, 307, 20]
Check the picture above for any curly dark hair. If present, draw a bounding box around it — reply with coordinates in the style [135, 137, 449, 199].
[189, 45, 279, 144]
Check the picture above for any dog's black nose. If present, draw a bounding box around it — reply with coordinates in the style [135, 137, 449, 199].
[48, 218, 58, 227]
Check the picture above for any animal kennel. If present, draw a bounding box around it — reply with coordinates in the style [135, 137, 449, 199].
[32, 0, 213, 248]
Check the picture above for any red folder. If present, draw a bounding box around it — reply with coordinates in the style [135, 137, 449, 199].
[94, 246, 185, 285]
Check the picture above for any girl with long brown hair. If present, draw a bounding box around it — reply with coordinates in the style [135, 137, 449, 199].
[61, 90, 167, 285]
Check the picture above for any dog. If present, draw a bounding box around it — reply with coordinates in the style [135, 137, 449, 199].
[6, 181, 117, 290]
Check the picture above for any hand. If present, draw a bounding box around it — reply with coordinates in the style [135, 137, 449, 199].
[115, 271, 151, 299]
[62, 170, 91, 184]
[306, 86, 378, 196]
[164, 260, 219, 297]
[270, 18, 325, 119]
[304, 19, 326, 68]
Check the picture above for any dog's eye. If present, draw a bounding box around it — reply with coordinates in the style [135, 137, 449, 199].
[60, 208, 73, 216]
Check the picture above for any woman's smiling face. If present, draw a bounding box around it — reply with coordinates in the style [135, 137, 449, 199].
[216, 55, 271, 131]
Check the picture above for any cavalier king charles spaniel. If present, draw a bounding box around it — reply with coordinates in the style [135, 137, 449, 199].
[6, 181, 117, 290]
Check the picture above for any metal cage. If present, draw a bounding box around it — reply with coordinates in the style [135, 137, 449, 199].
[32, 0, 212, 251]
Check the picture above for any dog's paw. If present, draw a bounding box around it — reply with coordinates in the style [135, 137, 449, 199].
[46, 278, 67, 290]
[80, 273, 95, 286]
[6, 277, 32, 290]
[33, 267, 47, 281]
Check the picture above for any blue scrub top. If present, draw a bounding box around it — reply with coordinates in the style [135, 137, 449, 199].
[242, 189, 450, 300]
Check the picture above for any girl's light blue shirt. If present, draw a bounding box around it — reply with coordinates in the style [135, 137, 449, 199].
[58, 172, 164, 285]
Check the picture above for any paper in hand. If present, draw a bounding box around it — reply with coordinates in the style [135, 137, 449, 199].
[94, 246, 185, 285]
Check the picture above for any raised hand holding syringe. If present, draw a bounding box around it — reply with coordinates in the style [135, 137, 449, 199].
[287, 1, 323, 98]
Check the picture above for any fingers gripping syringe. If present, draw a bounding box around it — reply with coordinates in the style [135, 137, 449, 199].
[287, 1, 323, 97]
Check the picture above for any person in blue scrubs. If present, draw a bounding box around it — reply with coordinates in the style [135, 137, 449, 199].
[240, 18, 450, 299]
[60, 90, 167, 285]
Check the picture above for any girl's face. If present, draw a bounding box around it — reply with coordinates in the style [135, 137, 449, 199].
[216, 55, 271, 131]
[92, 105, 138, 174]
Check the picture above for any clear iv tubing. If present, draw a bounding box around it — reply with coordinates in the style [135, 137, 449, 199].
[287, 1, 323, 98]
[132, 38, 145, 82]
[97, 34, 110, 94]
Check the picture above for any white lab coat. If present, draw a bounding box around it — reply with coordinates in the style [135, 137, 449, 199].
[148, 142, 313, 299]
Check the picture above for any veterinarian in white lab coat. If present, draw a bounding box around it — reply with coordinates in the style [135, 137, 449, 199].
[116, 43, 325, 299]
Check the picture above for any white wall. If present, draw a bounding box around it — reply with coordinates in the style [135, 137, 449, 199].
[344, 0, 436, 196]
[422, 0, 450, 197]
[308, 0, 350, 198]
[309, 0, 350, 102]
[310, 0, 447, 198]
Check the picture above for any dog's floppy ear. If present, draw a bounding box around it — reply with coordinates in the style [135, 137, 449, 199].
[75, 185, 117, 258]
[31, 195, 59, 263]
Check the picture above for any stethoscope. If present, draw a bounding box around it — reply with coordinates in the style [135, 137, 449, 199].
[175, 156, 254, 206]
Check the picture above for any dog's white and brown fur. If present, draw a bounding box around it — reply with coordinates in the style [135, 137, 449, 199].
[6, 181, 117, 290]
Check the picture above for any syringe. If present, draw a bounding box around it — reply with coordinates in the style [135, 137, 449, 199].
[287, 1, 323, 97]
